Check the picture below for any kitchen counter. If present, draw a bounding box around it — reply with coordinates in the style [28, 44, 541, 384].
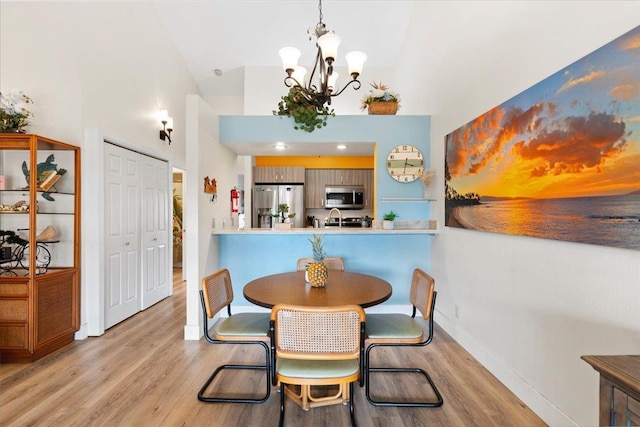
[212, 220, 438, 235]
[215, 222, 438, 308]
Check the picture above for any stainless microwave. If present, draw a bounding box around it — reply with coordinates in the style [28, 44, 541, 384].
[325, 185, 365, 209]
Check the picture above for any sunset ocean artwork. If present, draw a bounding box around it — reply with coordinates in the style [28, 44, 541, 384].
[445, 25, 640, 250]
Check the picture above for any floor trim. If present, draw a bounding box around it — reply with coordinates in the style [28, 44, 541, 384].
[434, 310, 576, 427]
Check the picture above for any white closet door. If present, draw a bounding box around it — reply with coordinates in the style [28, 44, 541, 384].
[140, 156, 170, 309]
[104, 143, 141, 329]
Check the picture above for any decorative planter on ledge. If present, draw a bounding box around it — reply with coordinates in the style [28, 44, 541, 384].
[368, 102, 398, 115]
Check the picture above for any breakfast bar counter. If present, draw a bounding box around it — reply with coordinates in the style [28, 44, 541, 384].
[215, 221, 437, 308]
[211, 220, 438, 235]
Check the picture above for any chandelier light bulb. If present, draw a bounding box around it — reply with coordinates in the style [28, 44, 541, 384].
[279, 47, 301, 73]
[328, 71, 338, 93]
[317, 33, 341, 62]
[345, 51, 367, 79]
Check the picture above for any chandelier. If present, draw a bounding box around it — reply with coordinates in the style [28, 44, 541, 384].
[278, 0, 367, 108]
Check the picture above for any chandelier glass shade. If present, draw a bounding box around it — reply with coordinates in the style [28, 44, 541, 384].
[279, 0, 366, 107]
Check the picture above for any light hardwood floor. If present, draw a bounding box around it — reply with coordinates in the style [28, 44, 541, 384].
[0, 269, 546, 426]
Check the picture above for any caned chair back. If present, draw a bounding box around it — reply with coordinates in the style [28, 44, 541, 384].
[201, 268, 234, 319]
[271, 304, 365, 361]
[296, 257, 345, 272]
[409, 268, 435, 320]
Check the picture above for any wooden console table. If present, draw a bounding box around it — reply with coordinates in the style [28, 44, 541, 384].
[581, 355, 640, 426]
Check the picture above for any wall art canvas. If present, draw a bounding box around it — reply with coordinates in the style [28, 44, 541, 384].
[445, 25, 640, 251]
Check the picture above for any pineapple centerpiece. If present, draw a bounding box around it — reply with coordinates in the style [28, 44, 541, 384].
[306, 234, 329, 288]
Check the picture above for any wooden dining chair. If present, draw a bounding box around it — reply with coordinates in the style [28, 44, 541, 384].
[270, 304, 366, 427]
[296, 256, 345, 271]
[197, 268, 271, 404]
[364, 268, 444, 407]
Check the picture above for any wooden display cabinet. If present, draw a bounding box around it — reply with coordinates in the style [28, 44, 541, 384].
[0, 134, 80, 362]
[582, 355, 640, 426]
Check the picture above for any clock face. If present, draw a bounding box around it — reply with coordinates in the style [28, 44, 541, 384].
[386, 144, 424, 183]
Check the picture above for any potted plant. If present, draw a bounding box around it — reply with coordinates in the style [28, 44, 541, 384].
[271, 203, 296, 230]
[273, 87, 335, 132]
[0, 89, 34, 133]
[360, 82, 400, 115]
[277, 203, 290, 223]
[382, 211, 399, 230]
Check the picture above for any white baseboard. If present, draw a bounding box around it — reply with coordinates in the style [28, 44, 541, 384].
[184, 324, 201, 341]
[434, 310, 576, 427]
[74, 323, 89, 340]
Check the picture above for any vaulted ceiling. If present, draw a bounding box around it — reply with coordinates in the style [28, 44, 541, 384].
[156, 1, 415, 97]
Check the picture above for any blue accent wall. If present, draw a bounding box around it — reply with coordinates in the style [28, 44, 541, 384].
[219, 233, 433, 307]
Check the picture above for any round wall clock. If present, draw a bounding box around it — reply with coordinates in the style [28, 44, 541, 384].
[386, 144, 425, 183]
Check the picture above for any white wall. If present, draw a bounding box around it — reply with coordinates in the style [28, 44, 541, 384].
[397, 2, 640, 426]
[0, 2, 197, 164]
[0, 2, 199, 337]
[183, 95, 240, 339]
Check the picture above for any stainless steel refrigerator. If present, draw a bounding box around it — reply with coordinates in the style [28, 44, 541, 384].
[253, 185, 304, 228]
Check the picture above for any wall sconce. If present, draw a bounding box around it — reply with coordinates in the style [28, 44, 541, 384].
[159, 109, 173, 144]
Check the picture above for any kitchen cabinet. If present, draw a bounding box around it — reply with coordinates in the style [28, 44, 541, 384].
[0, 134, 80, 362]
[305, 169, 331, 208]
[305, 169, 374, 209]
[254, 166, 305, 184]
[362, 169, 374, 208]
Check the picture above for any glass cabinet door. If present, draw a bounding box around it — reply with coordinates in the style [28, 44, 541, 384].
[0, 135, 78, 276]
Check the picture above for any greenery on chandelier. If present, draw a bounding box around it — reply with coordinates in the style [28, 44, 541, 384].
[273, 87, 335, 132]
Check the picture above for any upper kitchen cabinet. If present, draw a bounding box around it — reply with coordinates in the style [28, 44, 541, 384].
[0, 134, 80, 362]
[254, 166, 305, 184]
[305, 169, 331, 208]
[306, 169, 374, 209]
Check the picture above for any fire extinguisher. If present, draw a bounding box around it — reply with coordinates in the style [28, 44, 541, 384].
[231, 187, 239, 213]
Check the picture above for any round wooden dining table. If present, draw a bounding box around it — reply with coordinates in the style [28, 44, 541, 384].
[243, 271, 392, 309]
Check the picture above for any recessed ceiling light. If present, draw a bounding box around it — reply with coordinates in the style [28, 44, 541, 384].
[337, 144, 347, 150]
[274, 142, 287, 150]
[213, 68, 223, 76]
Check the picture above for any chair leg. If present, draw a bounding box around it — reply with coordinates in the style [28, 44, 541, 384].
[279, 382, 286, 427]
[365, 343, 444, 407]
[349, 381, 356, 427]
[197, 340, 271, 404]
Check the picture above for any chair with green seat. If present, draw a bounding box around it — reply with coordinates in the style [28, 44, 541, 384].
[270, 304, 366, 427]
[364, 268, 444, 407]
[197, 268, 271, 404]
